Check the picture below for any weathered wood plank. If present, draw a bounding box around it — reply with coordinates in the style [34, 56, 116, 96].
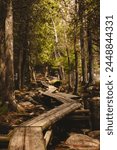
[31, 102, 81, 130]
[9, 127, 25, 150]
[9, 90, 82, 150]
[55, 92, 79, 99]
[44, 130, 52, 147]
[9, 127, 46, 150]
[42, 92, 75, 103]
[0, 135, 10, 141]
[21, 103, 72, 126]
[73, 109, 90, 113]
[47, 85, 57, 93]
[25, 127, 45, 150]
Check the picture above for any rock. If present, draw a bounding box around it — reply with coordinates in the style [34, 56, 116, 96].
[88, 130, 100, 140]
[14, 90, 21, 95]
[14, 90, 23, 100]
[65, 133, 100, 150]
[81, 129, 91, 134]
[24, 95, 30, 101]
[19, 102, 35, 112]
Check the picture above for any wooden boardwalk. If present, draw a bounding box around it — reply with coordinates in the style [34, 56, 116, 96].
[9, 91, 82, 150]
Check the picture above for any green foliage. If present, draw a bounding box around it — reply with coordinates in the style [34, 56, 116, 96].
[13, 0, 99, 82]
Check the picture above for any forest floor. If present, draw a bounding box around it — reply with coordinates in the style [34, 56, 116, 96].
[0, 75, 100, 150]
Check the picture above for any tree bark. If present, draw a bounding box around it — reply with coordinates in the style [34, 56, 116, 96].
[74, 0, 79, 95]
[52, 18, 65, 80]
[66, 47, 72, 92]
[13, 1, 30, 89]
[4, 0, 24, 112]
[0, 0, 7, 105]
[79, 1, 88, 84]
[87, 28, 94, 84]
[5, 0, 14, 103]
[63, 29, 72, 92]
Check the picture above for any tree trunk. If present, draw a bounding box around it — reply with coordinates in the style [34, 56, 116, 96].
[79, 1, 88, 84]
[0, 0, 7, 105]
[74, 0, 79, 95]
[18, 47, 23, 89]
[63, 27, 72, 91]
[87, 28, 94, 84]
[52, 18, 65, 80]
[5, 0, 14, 104]
[66, 47, 72, 92]
[44, 65, 48, 77]
[5, 0, 24, 112]
[13, 1, 30, 89]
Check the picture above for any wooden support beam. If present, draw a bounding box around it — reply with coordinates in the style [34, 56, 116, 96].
[44, 130, 52, 147]
[0, 135, 10, 142]
[9, 127, 25, 150]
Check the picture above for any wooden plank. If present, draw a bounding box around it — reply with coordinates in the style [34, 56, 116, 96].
[21, 103, 72, 126]
[55, 92, 79, 99]
[40, 81, 57, 93]
[9, 127, 25, 150]
[0, 135, 10, 142]
[9, 127, 46, 150]
[9, 90, 82, 149]
[47, 85, 57, 93]
[73, 109, 90, 113]
[24, 127, 45, 150]
[31, 102, 81, 130]
[42, 92, 75, 103]
[44, 130, 52, 147]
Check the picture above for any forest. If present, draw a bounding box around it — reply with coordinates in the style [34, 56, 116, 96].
[0, 0, 100, 149]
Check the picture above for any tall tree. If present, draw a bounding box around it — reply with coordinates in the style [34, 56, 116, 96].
[0, 0, 7, 105]
[5, 0, 14, 104]
[52, 18, 65, 80]
[73, 0, 79, 94]
[79, 0, 88, 84]
[0, 0, 24, 111]
[87, 21, 94, 83]
[13, 0, 31, 89]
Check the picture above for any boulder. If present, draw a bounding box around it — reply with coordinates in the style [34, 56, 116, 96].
[88, 130, 100, 140]
[65, 133, 99, 150]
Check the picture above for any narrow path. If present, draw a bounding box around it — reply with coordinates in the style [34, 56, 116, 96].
[9, 84, 82, 150]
